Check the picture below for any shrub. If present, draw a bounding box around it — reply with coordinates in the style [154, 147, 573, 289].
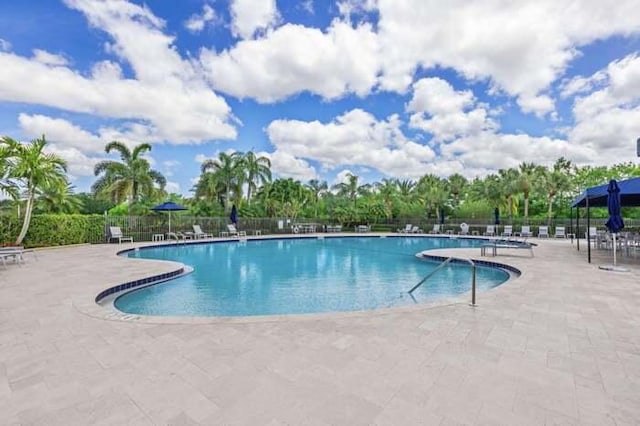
[0, 214, 104, 247]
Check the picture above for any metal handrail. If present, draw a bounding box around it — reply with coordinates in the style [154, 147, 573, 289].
[408, 257, 454, 294]
[409, 256, 477, 306]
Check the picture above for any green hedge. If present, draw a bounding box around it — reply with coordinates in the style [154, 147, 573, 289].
[0, 214, 104, 247]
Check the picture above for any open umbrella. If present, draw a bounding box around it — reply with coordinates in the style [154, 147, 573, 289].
[601, 179, 627, 271]
[151, 201, 187, 233]
[230, 204, 238, 225]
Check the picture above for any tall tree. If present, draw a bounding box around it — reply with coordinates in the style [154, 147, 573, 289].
[305, 179, 328, 218]
[93, 141, 166, 204]
[416, 174, 449, 219]
[447, 173, 468, 211]
[2, 135, 68, 244]
[517, 162, 541, 223]
[36, 181, 83, 214]
[333, 173, 370, 208]
[200, 152, 243, 212]
[241, 151, 271, 205]
[539, 158, 572, 225]
[498, 168, 519, 222]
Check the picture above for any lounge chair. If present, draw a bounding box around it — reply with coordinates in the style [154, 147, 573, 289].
[459, 223, 469, 235]
[502, 225, 513, 237]
[410, 226, 423, 233]
[429, 224, 441, 234]
[554, 226, 566, 238]
[484, 225, 495, 237]
[518, 226, 532, 238]
[398, 224, 412, 233]
[193, 225, 213, 239]
[0, 247, 25, 269]
[109, 226, 133, 244]
[538, 226, 549, 238]
[227, 224, 247, 237]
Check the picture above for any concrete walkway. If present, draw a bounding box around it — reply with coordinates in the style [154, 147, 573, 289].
[1, 236, 640, 425]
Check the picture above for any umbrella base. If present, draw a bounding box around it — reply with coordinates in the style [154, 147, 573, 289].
[598, 264, 629, 272]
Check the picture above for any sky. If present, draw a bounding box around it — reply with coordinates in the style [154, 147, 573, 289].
[1, 0, 640, 196]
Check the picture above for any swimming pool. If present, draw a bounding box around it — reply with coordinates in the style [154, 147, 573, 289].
[115, 236, 510, 316]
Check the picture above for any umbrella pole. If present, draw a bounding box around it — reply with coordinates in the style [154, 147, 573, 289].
[169, 212, 171, 234]
[613, 233, 617, 266]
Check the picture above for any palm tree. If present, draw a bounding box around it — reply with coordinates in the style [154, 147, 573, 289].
[447, 173, 467, 211]
[36, 181, 84, 213]
[93, 141, 166, 204]
[305, 179, 328, 218]
[2, 135, 68, 244]
[374, 178, 398, 220]
[539, 159, 572, 225]
[498, 168, 519, 222]
[517, 162, 542, 223]
[0, 141, 18, 199]
[201, 152, 243, 212]
[416, 174, 449, 220]
[333, 173, 370, 208]
[241, 151, 271, 205]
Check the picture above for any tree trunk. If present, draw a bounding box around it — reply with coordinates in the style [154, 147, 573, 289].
[15, 191, 33, 245]
[547, 196, 553, 226]
[524, 195, 529, 223]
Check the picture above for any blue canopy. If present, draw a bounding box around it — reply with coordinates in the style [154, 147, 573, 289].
[571, 177, 640, 207]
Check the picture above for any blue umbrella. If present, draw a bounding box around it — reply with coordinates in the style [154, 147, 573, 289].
[151, 201, 187, 233]
[605, 179, 624, 266]
[230, 204, 238, 225]
[439, 208, 445, 225]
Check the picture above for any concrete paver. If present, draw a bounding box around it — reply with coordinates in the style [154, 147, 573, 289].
[1, 236, 639, 424]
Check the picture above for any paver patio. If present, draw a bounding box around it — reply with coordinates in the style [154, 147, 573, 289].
[1, 236, 639, 425]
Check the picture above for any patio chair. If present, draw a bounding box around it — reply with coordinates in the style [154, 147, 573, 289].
[538, 226, 549, 238]
[109, 226, 133, 244]
[554, 226, 566, 238]
[518, 226, 532, 238]
[502, 225, 513, 237]
[429, 224, 441, 234]
[398, 224, 412, 233]
[484, 225, 495, 237]
[459, 223, 469, 235]
[227, 224, 247, 237]
[192, 225, 213, 239]
[585, 227, 598, 246]
[410, 225, 423, 233]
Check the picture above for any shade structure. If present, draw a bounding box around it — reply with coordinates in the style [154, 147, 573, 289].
[571, 177, 640, 207]
[230, 204, 238, 225]
[151, 201, 187, 233]
[601, 179, 626, 271]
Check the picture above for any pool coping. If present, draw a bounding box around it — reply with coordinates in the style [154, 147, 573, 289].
[77, 233, 523, 324]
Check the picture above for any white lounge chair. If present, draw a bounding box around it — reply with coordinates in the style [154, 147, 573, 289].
[410, 225, 423, 233]
[502, 225, 513, 237]
[554, 226, 566, 238]
[398, 224, 412, 233]
[227, 224, 247, 237]
[518, 226, 532, 238]
[430, 224, 441, 234]
[193, 225, 213, 239]
[459, 223, 469, 235]
[484, 225, 495, 236]
[538, 226, 549, 238]
[109, 226, 133, 243]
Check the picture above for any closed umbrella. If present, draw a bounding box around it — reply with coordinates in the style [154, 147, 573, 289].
[151, 201, 188, 233]
[494, 206, 500, 234]
[230, 204, 238, 225]
[601, 179, 627, 271]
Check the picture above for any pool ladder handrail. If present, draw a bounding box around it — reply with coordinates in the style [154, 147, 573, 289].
[408, 256, 477, 307]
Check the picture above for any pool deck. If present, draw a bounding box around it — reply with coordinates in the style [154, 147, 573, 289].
[1, 234, 640, 424]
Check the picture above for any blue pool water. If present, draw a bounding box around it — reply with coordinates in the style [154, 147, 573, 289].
[116, 236, 510, 316]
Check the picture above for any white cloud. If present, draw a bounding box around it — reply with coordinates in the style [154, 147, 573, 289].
[44, 144, 101, 177]
[564, 54, 640, 164]
[18, 114, 105, 153]
[165, 181, 181, 193]
[374, 0, 640, 115]
[337, 0, 377, 18]
[199, 20, 380, 102]
[299, 0, 314, 14]
[267, 108, 436, 179]
[230, 0, 279, 39]
[333, 169, 355, 186]
[407, 78, 496, 142]
[0, 38, 11, 52]
[185, 4, 217, 33]
[32, 49, 68, 66]
[258, 150, 317, 181]
[0, 0, 237, 147]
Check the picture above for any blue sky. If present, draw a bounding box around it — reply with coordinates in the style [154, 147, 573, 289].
[1, 0, 640, 196]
